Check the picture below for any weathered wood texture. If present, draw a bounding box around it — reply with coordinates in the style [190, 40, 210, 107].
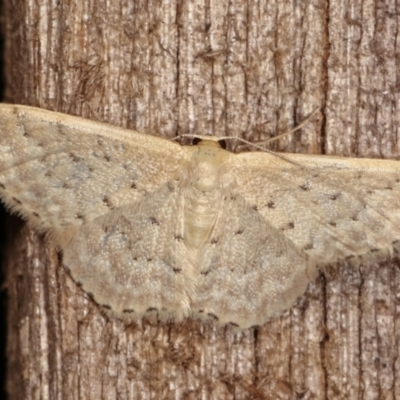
[2, 0, 400, 399]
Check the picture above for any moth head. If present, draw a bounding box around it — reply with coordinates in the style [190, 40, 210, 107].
[174, 134, 228, 150]
[192, 136, 227, 149]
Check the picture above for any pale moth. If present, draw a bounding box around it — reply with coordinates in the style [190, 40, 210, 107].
[0, 104, 399, 329]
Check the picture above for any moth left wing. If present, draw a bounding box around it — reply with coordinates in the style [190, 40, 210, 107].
[192, 189, 317, 328]
[228, 152, 400, 263]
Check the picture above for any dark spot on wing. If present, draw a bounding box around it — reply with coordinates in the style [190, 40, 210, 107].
[230, 195, 237, 201]
[146, 307, 158, 312]
[102, 304, 112, 310]
[174, 235, 183, 241]
[62, 182, 72, 189]
[123, 309, 135, 314]
[208, 313, 219, 320]
[172, 268, 182, 274]
[56, 123, 67, 136]
[150, 216, 160, 225]
[286, 222, 295, 229]
[167, 182, 175, 192]
[275, 250, 284, 259]
[371, 248, 379, 253]
[104, 154, 111, 162]
[33, 212, 40, 218]
[131, 182, 137, 189]
[252, 205, 258, 211]
[97, 139, 103, 146]
[76, 213, 85, 221]
[351, 215, 359, 222]
[69, 152, 82, 162]
[235, 229, 244, 235]
[12, 197, 22, 205]
[211, 238, 219, 244]
[75, 281, 83, 288]
[147, 258, 153, 262]
[303, 243, 314, 251]
[102, 196, 115, 209]
[0, 183, 4, 189]
[385, 186, 393, 190]
[267, 201, 275, 208]
[201, 270, 210, 276]
[227, 322, 239, 327]
[328, 221, 337, 227]
[300, 182, 311, 191]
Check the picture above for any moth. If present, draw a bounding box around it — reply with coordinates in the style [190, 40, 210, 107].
[0, 104, 399, 328]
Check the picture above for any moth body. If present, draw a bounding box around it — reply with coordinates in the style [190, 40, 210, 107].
[183, 140, 231, 258]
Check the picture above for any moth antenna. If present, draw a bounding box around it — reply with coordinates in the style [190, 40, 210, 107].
[172, 134, 302, 167]
[236, 108, 320, 152]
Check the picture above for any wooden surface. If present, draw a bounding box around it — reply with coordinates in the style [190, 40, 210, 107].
[2, 0, 400, 399]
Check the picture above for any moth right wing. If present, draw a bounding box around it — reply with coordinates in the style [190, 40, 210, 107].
[62, 182, 196, 321]
[0, 104, 186, 239]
